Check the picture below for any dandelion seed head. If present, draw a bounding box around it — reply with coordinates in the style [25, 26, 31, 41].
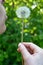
[16, 6, 31, 18]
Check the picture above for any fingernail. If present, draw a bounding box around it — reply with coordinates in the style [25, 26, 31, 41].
[18, 43, 22, 48]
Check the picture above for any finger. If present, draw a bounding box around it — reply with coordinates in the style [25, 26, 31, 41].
[18, 43, 32, 60]
[17, 47, 34, 54]
[23, 42, 41, 53]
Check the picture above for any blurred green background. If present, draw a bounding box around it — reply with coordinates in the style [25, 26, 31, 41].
[0, 0, 43, 65]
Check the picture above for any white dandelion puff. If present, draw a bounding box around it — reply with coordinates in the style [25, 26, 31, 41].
[16, 6, 31, 18]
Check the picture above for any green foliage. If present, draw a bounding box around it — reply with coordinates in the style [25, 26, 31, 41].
[0, 0, 43, 65]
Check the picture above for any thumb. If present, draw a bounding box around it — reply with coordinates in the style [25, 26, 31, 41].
[18, 43, 32, 60]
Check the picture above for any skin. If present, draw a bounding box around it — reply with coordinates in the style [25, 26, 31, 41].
[0, 3, 7, 34]
[0, 0, 2, 3]
[18, 42, 43, 65]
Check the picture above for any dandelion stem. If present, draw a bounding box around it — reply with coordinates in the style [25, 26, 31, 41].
[21, 19, 24, 65]
[21, 19, 24, 42]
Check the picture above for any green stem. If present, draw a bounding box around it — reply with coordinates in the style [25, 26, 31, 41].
[21, 19, 24, 42]
[21, 19, 24, 65]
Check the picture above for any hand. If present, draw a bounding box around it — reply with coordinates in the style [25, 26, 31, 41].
[17, 42, 43, 65]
